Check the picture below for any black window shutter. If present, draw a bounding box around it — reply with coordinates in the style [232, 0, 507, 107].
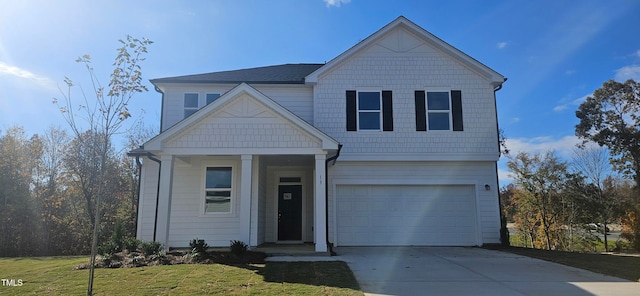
[346, 90, 357, 131]
[382, 91, 393, 131]
[415, 91, 426, 131]
[451, 90, 463, 131]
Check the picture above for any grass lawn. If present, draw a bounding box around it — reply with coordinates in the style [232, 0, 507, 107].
[0, 256, 363, 295]
[503, 247, 640, 282]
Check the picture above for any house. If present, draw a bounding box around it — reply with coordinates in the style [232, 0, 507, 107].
[131, 16, 506, 253]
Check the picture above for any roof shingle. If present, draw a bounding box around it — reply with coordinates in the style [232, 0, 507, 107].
[150, 63, 324, 85]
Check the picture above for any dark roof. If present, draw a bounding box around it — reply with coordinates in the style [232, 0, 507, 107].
[151, 63, 324, 85]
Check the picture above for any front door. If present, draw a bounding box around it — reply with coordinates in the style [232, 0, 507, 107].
[278, 184, 302, 241]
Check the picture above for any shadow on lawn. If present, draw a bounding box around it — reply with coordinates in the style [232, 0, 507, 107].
[257, 261, 360, 289]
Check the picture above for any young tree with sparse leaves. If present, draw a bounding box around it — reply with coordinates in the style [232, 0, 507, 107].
[54, 35, 152, 296]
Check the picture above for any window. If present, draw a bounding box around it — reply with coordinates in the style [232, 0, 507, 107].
[184, 93, 199, 118]
[427, 91, 451, 130]
[415, 90, 463, 131]
[346, 90, 393, 131]
[358, 91, 381, 130]
[206, 93, 220, 105]
[204, 167, 232, 213]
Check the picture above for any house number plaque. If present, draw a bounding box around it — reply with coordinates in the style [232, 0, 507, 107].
[283, 193, 292, 200]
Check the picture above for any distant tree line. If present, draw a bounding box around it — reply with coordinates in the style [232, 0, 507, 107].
[0, 125, 152, 256]
[503, 79, 640, 252]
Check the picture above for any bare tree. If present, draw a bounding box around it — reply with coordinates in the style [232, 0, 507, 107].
[572, 146, 616, 251]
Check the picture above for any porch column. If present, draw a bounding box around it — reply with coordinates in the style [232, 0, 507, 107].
[250, 156, 260, 247]
[314, 154, 327, 252]
[156, 154, 174, 250]
[240, 155, 253, 246]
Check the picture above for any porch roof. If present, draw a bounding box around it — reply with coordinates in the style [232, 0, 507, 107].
[144, 83, 339, 155]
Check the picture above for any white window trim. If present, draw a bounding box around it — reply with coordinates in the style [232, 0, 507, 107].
[425, 89, 453, 131]
[201, 164, 236, 215]
[356, 88, 382, 131]
[184, 92, 200, 118]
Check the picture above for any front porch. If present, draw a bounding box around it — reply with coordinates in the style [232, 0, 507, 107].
[147, 153, 330, 252]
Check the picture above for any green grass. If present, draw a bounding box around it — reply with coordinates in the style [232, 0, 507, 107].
[0, 257, 362, 295]
[503, 247, 640, 282]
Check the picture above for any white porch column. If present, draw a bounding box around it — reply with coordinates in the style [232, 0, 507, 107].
[156, 154, 174, 250]
[239, 155, 253, 246]
[314, 154, 327, 252]
[250, 156, 260, 247]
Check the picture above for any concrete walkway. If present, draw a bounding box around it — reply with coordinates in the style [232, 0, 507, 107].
[332, 247, 639, 296]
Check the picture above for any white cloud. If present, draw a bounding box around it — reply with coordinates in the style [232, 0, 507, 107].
[509, 117, 520, 124]
[505, 135, 581, 158]
[323, 0, 350, 7]
[635, 49, 640, 58]
[0, 61, 55, 92]
[614, 64, 640, 82]
[553, 93, 590, 113]
[497, 42, 507, 49]
[497, 168, 514, 185]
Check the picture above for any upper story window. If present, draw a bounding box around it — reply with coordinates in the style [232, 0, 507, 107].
[415, 90, 463, 132]
[346, 90, 393, 131]
[426, 91, 451, 130]
[357, 91, 382, 130]
[184, 93, 199, 118]
[204, 166, 233, 213]
[206, 93, 221, 105]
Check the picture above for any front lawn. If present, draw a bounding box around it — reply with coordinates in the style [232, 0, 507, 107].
[503, 247, 640, 282]
[0, 256, 362, 295]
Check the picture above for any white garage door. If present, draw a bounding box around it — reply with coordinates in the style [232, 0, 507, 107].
[336, 185, 477, 246]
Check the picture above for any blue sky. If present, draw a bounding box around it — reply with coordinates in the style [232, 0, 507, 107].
[1, 0, 639, 184]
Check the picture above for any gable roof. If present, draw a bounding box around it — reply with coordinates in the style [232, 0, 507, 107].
[151, 63, 323, 85]
[305, 16, 505, 86]
[144, 83, 339, 152]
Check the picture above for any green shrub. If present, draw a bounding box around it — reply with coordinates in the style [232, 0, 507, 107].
[98, 240, 120, 256]
[123, 238, 141, 252]
[140, 241, 163, 256]
[230, 240, 248, 257]
[189, 238, 209, 255]
[111, 220, 125, 250]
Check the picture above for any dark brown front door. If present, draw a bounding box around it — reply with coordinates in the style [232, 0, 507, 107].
[278, 184, 302, 241]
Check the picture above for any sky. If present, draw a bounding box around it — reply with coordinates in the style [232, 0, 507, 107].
[1, 0, 640, 185]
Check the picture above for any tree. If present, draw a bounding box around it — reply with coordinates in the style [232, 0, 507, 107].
[0, 127, 42, 256]
[507, 151, 574, 250]
[576, 79, 640, 251]
[575, 79, 640, 184]
[571, 146, 621, 251]
[54, 35, 152, 296]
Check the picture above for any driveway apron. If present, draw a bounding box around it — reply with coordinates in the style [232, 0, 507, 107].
[335, 247, 639, 296]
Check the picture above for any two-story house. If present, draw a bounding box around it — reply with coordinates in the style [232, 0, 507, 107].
[131, 16, 506, 253]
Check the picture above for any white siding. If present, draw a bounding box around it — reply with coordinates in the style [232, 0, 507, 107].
[137, 159, 159, 242]
[313, 27, 499, 159]
[160, 84, 313, 131]
[167, 156, 243, 248]
[328, 161, 501, 246]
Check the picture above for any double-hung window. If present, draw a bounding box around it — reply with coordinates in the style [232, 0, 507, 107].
[426, 91, 452, 131]
[204, 167, 232, 213]
[184, 93, 199, 118]
[357, 91, 382, 130]
[415, 90, 463, 131]
[346, 90, 393, 131]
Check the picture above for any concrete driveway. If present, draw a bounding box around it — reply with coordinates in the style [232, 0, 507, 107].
[335, 247, 639, 296]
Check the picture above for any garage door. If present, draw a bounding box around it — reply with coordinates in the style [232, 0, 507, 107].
[336, 185, 477, 246]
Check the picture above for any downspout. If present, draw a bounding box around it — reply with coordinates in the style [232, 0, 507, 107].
[133, 156, 143, 237]
[493, 78, 509, 246]
[147, 154, 161, 242]
[325, 144, 343, 256]
[155, 85, 165, 132]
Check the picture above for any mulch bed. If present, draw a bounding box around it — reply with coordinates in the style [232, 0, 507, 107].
[74, 250, 267, 269]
